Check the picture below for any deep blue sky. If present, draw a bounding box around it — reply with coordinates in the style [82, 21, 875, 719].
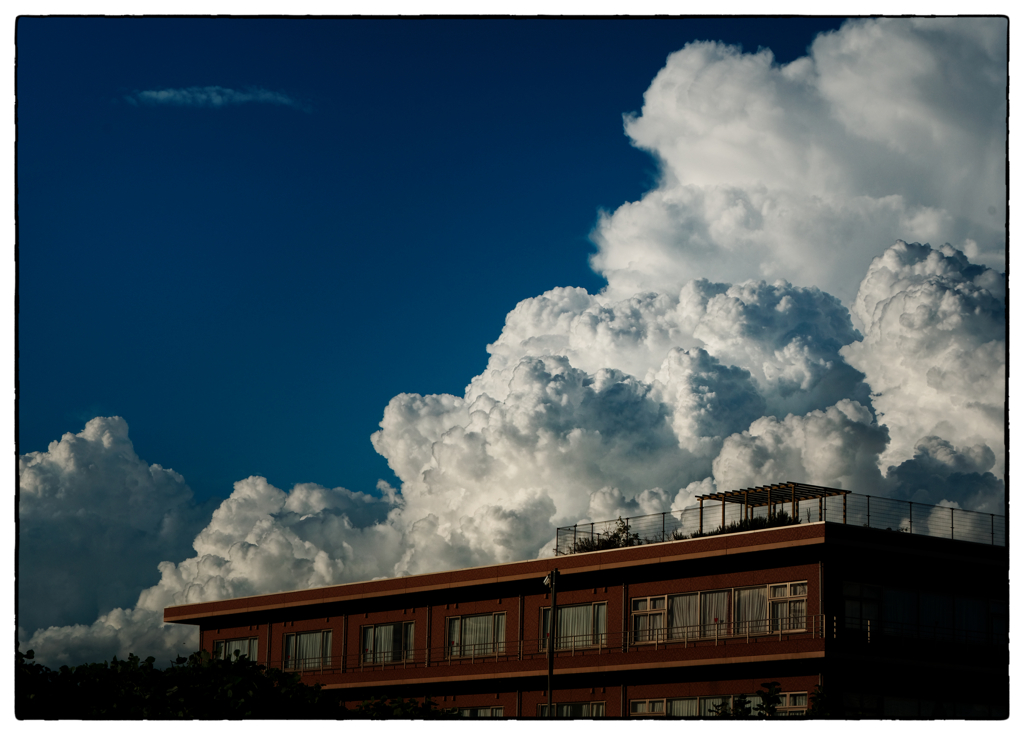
[17, 17, 846, 505]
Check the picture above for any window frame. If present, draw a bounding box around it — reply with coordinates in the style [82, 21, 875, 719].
[283, 629, 332, 671]
[776, 692, 808, 716]
[769, 582, 808, 632]
[648, 581, 807, 643]
[445, 612, 506, 658]
[360, 620, 415, 663]
[631, 595, 667, 644]
[631, 696, 733, 716]
[538, 701, 606, 717]
[213, 636, 258, 662]
[540, 601, 607, 650]
[458, 706, 504, 717]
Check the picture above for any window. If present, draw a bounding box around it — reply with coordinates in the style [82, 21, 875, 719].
[777, 692, 808, 716]
[667, 698, 698, 717]
[361, 621, 414, 663]
[630, 699, 666, 715]
[735, 586, 769, 635]
[666, 589, 730, 637]
[664, 582, 806, 640]
[701, 589, 731, 636]
[447, 613, 504, 657]
[740, 691, 807, 716]
[631, 694, 804, 718]
[538, 702, 605, 717]
[843, 581, 879, 634]
[667, 592, 698, 639]
[541, 602, 606, 649]
[459, 707, 503, 717]
[214, 637, 258, 661]
[283, 630, 332, 670]
[632, 596, 666, 643]
[770, 582, 807, 631]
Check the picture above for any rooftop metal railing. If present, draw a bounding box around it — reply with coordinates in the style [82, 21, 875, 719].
[554, 490, 1005, 555]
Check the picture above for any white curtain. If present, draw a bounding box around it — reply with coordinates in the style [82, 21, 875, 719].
[668, 698, 698, 717]
[447, 618, 460, 656]
[297, 631, 321, 669]
[558, 604, 593, 649]
[701, 590, 730, 636]
[493, 613, 506, 653]
[790, 599, 806, 629]
[320, 630, 332, 667]
[374, 623, 395, 663]
[594, 603, 607, 645]
[223, 637, 255, 661]
[735, 587, 768, 635]
[403, 621, 415, 659]
[669, 593, 698, 639]
[700, 696, 730, 716]
[462, 614, 494, 655]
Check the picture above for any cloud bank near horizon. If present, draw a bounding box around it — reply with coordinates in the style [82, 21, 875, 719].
[21, 18, 1005, 668]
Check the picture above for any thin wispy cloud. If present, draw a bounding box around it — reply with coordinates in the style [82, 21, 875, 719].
[125, 85, 308, 111]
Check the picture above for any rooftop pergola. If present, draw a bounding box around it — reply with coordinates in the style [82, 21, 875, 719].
[694, 482, 850, 533]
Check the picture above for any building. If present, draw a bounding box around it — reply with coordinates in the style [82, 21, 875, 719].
[163, 483, 1008, 718]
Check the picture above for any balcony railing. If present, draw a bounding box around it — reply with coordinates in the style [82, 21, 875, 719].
[554, 490, 1006, 555]
[270, 612, 829, 676]
[266, 610, 1005, 678]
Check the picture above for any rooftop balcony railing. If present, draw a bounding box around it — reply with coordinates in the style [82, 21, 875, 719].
[554, 487, 1005, 555]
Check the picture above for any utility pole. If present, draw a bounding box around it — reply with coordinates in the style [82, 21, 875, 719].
[543, 568, 558, 718]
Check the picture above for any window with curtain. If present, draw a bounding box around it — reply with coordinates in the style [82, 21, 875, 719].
[631, 596, 666, 643]
[630, 699, 666, 715]
[633, 697, 736, 716]
[541, 602, 606, 649]
[699, 695, 732, 717]
[214, 637, 258, 662]
[538, 702, 606, 717]
[667, 583, 805, 640]
[667, 698, 699, 717]
[459, 707, 504, 717]
[446, 613, 505, 657]
[361, 621, 414, 663]
[770, 582, 808, 631]
[734, 586, 768, 635]
[701, 589, 731, 636]
[283, 630, 332, 670]
[668, 593, 698, 640]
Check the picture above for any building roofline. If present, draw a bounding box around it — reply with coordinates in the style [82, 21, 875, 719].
[164, 522, 829, 623]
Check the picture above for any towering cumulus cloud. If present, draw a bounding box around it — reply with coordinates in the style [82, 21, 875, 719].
[20, 18, 1005, 667]
[592, 18, 1006, 305]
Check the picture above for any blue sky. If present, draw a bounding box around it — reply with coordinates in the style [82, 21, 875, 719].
[17, 17, 846, 505]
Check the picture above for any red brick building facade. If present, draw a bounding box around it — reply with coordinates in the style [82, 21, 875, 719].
[165, 514, 1007, 718]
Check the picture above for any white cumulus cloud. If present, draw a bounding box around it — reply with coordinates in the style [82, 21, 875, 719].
[18, 417, 209, 634]
[591, 18, 1006, 305]
[840, 240, 1005, 478]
